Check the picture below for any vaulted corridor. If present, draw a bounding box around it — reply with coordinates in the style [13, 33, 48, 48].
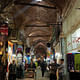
[0, 0, 80, 80]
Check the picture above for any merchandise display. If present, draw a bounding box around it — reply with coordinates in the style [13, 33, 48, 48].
[67, 53, 80, 72]
[8, 41, 13, 64]
[74, 54, 80, 71]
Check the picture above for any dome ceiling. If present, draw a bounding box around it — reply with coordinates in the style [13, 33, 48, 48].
[0, 0, 70, 52]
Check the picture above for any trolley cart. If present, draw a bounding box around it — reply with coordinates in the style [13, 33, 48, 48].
[25, 68, 36, 80]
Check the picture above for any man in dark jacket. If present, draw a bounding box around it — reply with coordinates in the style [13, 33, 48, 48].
[49, 59, 59, 80]
[0, 57, 4, 80]
[28, 60, 36, 71]
[58, 59, 64, 80]
[40, 57, 47, 77]
[9, 60, 16, 80]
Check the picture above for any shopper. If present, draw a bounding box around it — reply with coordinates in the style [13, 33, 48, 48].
[25, 60, 28, 70]
[28, 59, 36, 70]
[40, 57, 47, 77]
[58, 59, 64, 80]
[3, 63, 7, 80]
[49, 59, 59, 80]
[0, 57, 4, 80]
[35, 61, 38, 68]
[9, 60, 16, 80]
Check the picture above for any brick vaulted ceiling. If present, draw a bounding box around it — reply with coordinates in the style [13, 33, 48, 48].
[0, 0, 70, 54]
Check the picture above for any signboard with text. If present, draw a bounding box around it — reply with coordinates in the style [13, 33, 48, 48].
[0, 25, 8, 36]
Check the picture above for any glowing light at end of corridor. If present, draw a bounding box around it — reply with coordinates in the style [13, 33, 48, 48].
[35, 0, 42, 2]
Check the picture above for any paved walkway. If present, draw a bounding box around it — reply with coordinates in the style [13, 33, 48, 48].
[17, 68, 49, 80]
[17, 78, 34, 80]
[17, 77, 49, 80]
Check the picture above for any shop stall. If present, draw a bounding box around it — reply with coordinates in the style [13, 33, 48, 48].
[67, 28, 80, 80]
[0, 23, 8, 80]
[0, 23, 8, 62]
[8, 41, 13, 65]
[67, 52, 80, 80]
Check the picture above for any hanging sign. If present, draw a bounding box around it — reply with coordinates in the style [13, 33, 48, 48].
[72, 28, 80, 49]
[0, 24, 8, 36]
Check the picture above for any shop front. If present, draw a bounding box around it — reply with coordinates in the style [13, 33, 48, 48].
[0, 23, 8, 79]
[0, 23, 8, 64]
[67, 27, 80, 80]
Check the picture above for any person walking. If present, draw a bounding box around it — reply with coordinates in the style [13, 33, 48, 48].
[28, 59, 36, 71]
[40, 57, 47, 77]
[58, 59, 64, 80]
[0, 57, 4, 80]
[8, 60, 16, 80]
[49, 59, 59, 80]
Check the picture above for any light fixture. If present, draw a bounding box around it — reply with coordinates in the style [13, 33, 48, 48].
[35, 0, 42, 2]
[5, 21, 8, 23]
[11, 40, 19, 43]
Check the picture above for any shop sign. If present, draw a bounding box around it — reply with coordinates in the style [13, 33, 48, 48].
[0, 25, 8, 36]
[72, 28, 80, 49]
[67, 35, 72, 51]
